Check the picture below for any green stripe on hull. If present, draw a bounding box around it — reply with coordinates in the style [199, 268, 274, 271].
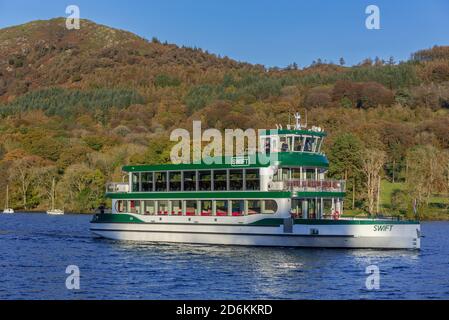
[294, 219, 419, 225]
[293, 192, 346, 198]
[91, 214, 144, 224]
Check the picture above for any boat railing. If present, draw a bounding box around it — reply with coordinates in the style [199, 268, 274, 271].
[269, 179, 346, 193]
[106, 182, 129, 193]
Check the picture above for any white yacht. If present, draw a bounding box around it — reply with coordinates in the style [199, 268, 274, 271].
[3, 185, 14, 214]
[47, 178, 64, 215]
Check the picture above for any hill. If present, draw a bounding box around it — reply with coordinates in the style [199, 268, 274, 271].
[0, 18, 448, 217]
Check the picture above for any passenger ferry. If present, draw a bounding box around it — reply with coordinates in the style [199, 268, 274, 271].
[90, 115, 420, 249]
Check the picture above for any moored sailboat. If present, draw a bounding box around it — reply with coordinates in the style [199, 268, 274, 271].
[47, 178, 64, 215]
[3, 185, 14, 214]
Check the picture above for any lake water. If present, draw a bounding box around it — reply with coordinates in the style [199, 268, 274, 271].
[0, 213, 448, 300]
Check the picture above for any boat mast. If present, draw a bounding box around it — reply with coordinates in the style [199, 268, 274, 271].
[51, 178, 55, 211]
[5, 185, 8, 209]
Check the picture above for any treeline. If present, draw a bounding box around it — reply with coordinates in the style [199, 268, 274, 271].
[0, 88, 146, 119]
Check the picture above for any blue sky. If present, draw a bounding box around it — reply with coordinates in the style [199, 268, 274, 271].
[0, 0, 448, 67]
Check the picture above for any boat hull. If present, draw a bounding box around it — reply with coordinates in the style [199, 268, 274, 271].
[90, 214, 420, 249]
[47, 210, 64, 215]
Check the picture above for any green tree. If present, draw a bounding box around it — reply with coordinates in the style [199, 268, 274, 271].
[58, 164, 106, 212]
[327, 133, 363, 209]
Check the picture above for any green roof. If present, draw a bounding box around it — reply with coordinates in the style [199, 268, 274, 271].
[259, 129, 327, 137]
[123, 152, 329, 172]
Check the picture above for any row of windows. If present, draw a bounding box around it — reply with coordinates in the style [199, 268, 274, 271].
[262, 135, 323, 153]
[116, 199, 277, 216]
[131, 169, 260, 192]
[273, 167, 322, 181]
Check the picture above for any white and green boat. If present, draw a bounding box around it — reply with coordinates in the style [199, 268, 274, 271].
[90, 118, 420, 249]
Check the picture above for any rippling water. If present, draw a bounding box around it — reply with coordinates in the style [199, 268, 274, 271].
[1, 213, 448, 300]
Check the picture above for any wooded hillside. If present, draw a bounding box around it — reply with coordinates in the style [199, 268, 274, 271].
[0, 18, 448, 217]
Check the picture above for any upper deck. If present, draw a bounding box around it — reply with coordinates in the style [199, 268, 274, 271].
[106, 114, 346, 198]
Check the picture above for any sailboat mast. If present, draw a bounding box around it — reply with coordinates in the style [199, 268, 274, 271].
[5, 185, 8, 209]
[51, 178, 55, 211]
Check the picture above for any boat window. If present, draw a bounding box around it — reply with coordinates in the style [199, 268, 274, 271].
[183, 171, 197, 191]
[213, 170, 227, 191]
[155, 172, 167, 191]
[247, 200, 261, 215]
[287, 136, 293, 151]
[215, 200, 228, 216]
[141, 172, 154, 192]
[169, 171, 182, 191]
[231, 200, 244, 216]
[116, 200, 125, 213]
[229, 169, 243, 190]
[200, 200, 213, 216]
[278, 168, 290, 181]
[262, 137, 270, 154]
[245, 169, 260, 190]
[158, 200, 169, 215]
[280, 136, 289, 152]
[293, 136, 304, 152]
[271, 137, 278, 152]
[305, 168, 316, 180]
[306, 199, 317, 219]
[262, 200, 277, 214]
[316, 137, 323, 153]
[323, 199, 333, 219]
[291, 168, 301, 179]
[131, 173, 140, 192]
[273, 168, 280, 181]
[131, 200, 141, 214]
[185, 200, 197, 216]
[304, 137, 315, 152]
[291, 199, 302, 218]
[198, 170, 212, 191]
[144, 200, 155, 215]
[171, 200, 182, 215]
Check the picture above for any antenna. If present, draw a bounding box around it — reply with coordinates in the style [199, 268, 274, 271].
[305, 110, 308, 128]
[294, 112, 301, 130]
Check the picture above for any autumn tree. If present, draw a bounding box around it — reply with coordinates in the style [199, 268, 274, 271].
[405, 145, 448, 211]
[34, 165, 59, 208]
[58, 164, 106, 212]
[9, 156, 50, 209]
[361, 149, 386, 216]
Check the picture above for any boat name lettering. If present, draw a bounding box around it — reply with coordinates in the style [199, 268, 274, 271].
[231, 156, 250, 167]
[373, 225, 393, 232]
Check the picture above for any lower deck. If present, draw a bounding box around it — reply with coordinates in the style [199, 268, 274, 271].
[110, 196, 344, 220]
